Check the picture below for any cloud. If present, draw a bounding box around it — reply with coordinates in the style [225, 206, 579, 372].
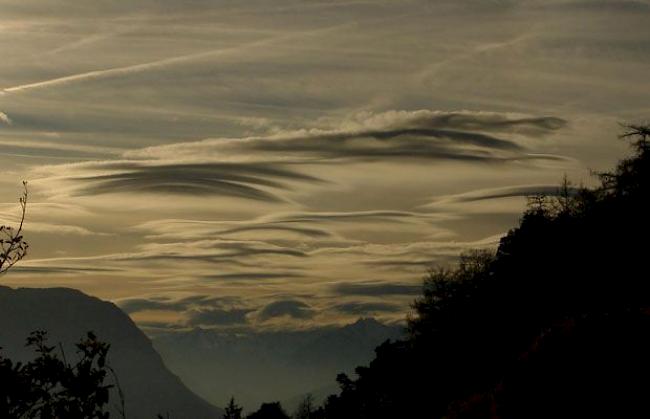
[339, 110, 566, 136]
[3, 51, 219, 94]
[417, 184, 585, 220]
[136, 239, 309, 260]
[0, 112, 12, 125]
[258, 299, 314, 321]
[119, 297, 180, 314]
[25, 222, 110, 236]
[202, 223, 333, 239]
[137, 210, 444, 242]
[12, 238, 311, 286]
[118, 294, 242, 314]
[424, 184, 581, 206]
[186, 308, 253, 326]
[2, 0, 644, 336]
[2, 23, 350, 94]
[29, 110, 567, 204]
[333, 301, 402, 315]
[199, 272, 303, 282]
[0, 138, 122, 159]
[136, 321, 184, 335]
[365, 258, 438, 270]
[126, 110, 567, 164]
[0, 215, 107, 237]
[537, 0, 650, 12]
[270, 210, 438, 224]
[10, 265, 121, 276]
[70, 162, 321, 201]
[333, 282, 422, 297]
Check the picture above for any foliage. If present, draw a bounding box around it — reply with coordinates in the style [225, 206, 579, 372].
[316, 125, 650, 418]
[0, 331, 115, 419]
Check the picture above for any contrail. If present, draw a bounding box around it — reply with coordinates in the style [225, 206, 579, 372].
[3, 41, 266, 93]
[42, 27, 135, 58]
[418, 32, 536, 85]
[2, 24, 350, 94]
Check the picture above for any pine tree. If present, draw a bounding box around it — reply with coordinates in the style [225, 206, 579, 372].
[224, 397, 243, 419]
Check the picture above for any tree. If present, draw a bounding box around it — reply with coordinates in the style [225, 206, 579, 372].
[320, 125, 650, 419]
[247, 402, 290, 419]
[224, 396, 243, 419]
[0, 182, 29, 275]
[0, 183, 128, 418]
[0, 331, 116, 418]
[293, 394, 314, 419]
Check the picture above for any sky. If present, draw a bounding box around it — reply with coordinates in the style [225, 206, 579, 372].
[1, 0, 649, 334]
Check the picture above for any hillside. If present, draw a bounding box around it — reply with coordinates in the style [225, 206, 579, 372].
[315, 127, 650, 418]
[0, 286, 223, 419]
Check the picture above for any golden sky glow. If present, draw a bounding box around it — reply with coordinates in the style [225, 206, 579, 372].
[1, 0, 649, 333]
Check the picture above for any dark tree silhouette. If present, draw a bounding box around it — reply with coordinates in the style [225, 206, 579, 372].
[1, 184, 106, 417]
[224, 396, 243, 419]
[0, 183, 129, 418]
[0, 331, 115, 419]
[318, 125, 650, 418]
[292, 394, 317, 419]
[0, 182, 29, 276]
[246, 402, 290, 419]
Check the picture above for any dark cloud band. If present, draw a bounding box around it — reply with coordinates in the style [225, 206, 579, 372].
[258, 299, 314, 321]
[333, 282, 422, 296]
[71, 162, 321, 201]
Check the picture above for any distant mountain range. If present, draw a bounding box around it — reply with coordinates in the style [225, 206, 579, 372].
[0, 285, 402, 416]
[0, 286, 223, 419]
[153, 318, 403, 412]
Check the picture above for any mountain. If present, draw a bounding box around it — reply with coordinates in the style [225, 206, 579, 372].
[153, 318, 402, 412]
[0, 286, 223, 419]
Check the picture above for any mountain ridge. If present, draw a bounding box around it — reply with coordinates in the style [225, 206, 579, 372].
[0, 285, 223, 419]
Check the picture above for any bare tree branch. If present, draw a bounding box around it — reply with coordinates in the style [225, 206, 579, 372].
[0, 181, 29, 275]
